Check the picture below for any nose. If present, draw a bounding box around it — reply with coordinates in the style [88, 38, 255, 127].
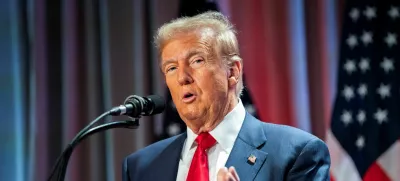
[177, 66, 193, 85]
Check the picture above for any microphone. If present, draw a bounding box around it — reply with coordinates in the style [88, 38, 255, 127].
[110, 95, 165, 118]
[47, 94, 165, 181]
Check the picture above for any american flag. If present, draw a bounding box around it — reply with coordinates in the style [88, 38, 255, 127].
[156, 0, 259, 140]
[327, 1, 400, 181]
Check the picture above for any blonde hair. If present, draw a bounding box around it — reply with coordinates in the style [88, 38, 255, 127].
[154, 11, 244, 97]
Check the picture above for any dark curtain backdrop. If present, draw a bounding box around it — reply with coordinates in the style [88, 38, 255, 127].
[0, 0, 348, 181]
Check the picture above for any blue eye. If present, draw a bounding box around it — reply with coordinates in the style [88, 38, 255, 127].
[194, 59, 203, 63]
[190, 59, 204, 68]
[191, 59, 204, 65]
[166, 66, 176, 73]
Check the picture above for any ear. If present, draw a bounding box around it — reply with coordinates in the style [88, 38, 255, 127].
[228, 60, 242, 88]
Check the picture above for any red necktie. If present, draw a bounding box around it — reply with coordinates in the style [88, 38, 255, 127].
[186, 132, 216, 181]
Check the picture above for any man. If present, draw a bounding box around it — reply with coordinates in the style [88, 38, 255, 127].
[122, 11, 331, 181]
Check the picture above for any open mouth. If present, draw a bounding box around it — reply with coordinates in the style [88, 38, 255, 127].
[182, 93, 196, 103]
[184, 93, 194, 98]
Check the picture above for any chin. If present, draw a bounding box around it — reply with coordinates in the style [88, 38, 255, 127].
[180, 112, 204, 124]
[179, 107, 201, 119]
[181, 112, 201, 122]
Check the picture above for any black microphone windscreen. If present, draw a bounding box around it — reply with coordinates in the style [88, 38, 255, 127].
[147, 95, 166, 114]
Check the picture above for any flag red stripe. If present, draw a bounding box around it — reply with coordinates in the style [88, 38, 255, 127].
[330, 173, 336, 181]
[363, 162, 391, 181]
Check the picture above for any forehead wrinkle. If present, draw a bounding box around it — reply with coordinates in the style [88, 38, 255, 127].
[160, 30, 217, 68]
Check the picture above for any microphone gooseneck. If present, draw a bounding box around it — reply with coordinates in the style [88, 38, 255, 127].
[47, 94, 165, 181]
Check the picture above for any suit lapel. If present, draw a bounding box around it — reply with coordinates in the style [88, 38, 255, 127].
[147, 133, 186, 181]
[225, 113, 268, 181]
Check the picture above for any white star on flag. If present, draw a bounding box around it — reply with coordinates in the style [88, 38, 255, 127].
[384, 32, 397, 47]
[342, 85, 355, 101]
[347, 34, 358, 49]
[330, 2, 400, 180]
[377, 84, 391, 99]
[388, 6, 399, 19]
[357, 110, 366, 125]
[381, 57, 395, 73]
[344, 59, 357, 74]
[361, 31, 373, 46]
[349, 8, 360, 22]
[341, 110, 353, 126]
[358, 83, 368, 98]
[355, 135, 365, 150]
[364, 6, 377, 20]
[359, 58, 370, 72]
[374, 108, 388, 124]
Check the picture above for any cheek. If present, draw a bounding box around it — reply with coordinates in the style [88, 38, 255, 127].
[166, 78, 179, 95]
[212, 68, 229, 86]
[217, 73, 228, 87]
[199, 72, 228, 94]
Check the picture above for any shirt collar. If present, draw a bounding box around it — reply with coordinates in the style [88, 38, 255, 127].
[181, 99, 246, 159]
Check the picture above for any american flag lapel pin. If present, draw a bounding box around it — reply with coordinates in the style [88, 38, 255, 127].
[248, 154, 257, 164]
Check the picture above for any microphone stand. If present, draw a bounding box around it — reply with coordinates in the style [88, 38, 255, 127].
[47, 111, 140, 181]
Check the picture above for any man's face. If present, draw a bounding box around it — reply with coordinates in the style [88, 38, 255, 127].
[160, 31, 237, 133]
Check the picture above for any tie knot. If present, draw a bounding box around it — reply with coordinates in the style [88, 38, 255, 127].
[195, 132, 216, 150]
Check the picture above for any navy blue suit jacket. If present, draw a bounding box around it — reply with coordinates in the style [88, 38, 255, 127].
[122, 112, 331, 181]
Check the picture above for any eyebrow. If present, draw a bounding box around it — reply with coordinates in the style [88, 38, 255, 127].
[161, 49, 205, 69]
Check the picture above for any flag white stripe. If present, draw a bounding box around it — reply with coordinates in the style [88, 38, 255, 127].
[326, 130, 362, 181]
[377, 140, 400, 181]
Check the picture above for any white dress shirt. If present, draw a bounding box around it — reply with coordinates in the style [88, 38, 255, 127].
[176, 99, 246, 181]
